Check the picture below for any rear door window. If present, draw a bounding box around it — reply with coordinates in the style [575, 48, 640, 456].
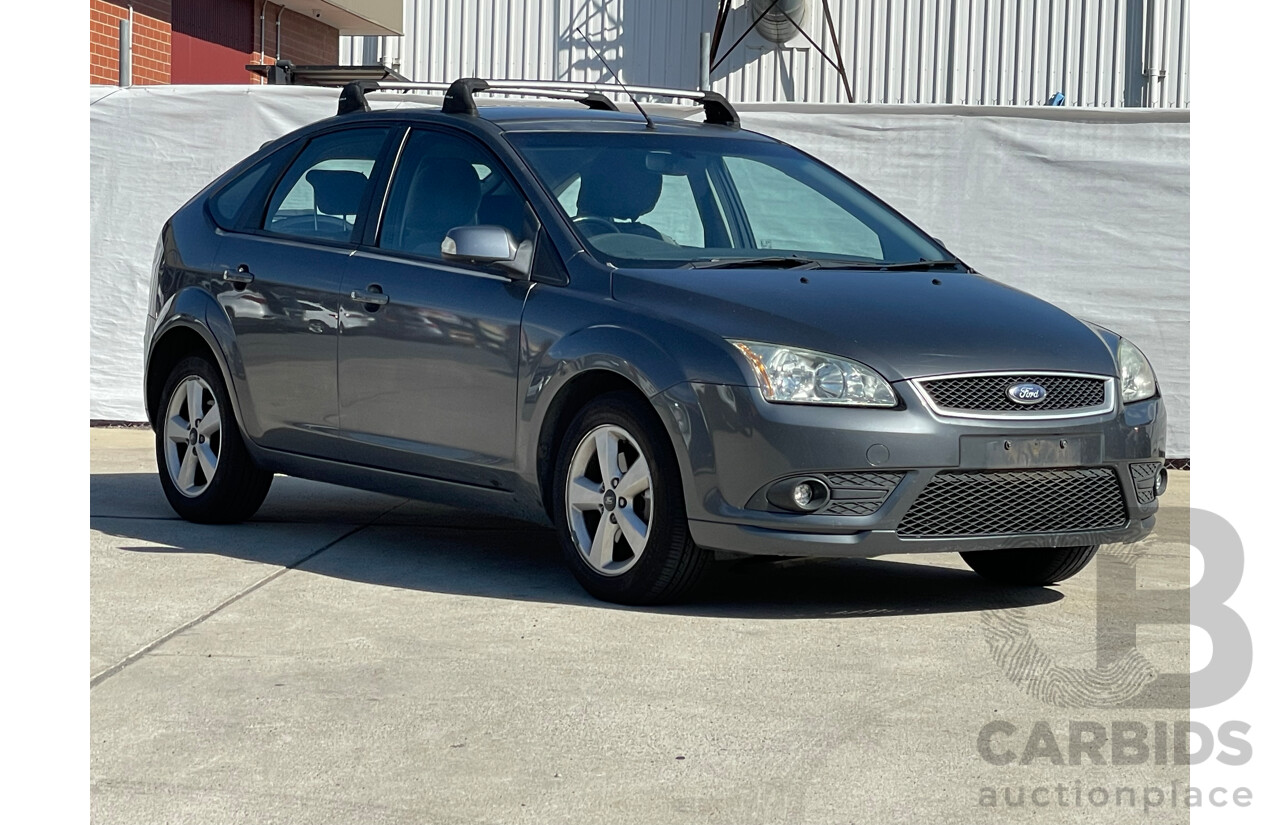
[262, 127, 392, 243]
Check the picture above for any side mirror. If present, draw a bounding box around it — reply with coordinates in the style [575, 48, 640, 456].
[442, 225, 533, 279]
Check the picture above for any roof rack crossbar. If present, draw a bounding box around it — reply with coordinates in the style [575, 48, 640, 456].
[442, 78, 618, 114]
[477, 79, 739, 125]
[337, 79, 619, 116]
[337, 78, 738, 125]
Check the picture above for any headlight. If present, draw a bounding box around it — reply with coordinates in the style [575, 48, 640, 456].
[1117, 338, 1157, 403]
[731, 341, 897, 407]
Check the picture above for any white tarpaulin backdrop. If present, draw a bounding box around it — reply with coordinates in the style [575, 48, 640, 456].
[90, 86, 1189, 455]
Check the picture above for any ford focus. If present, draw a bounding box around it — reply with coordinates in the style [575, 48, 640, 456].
[143, 79, 1166, 604]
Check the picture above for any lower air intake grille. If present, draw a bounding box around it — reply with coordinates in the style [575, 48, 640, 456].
[896, 468, 1127, 538]
[1129, 462, 1163, 504]
[820, 472, 904, 516]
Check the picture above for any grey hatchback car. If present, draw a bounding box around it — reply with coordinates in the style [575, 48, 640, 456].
[144, 78, 1166, 605]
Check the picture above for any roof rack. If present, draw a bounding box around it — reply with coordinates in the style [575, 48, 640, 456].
[336, 77, 740, 126]
[247, 61, 408, 87]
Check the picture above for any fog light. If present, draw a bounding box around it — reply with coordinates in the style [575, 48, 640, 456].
[766, 477, 830, 513]
[1154, 467, 1169, 497]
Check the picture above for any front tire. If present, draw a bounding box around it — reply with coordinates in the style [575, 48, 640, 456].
[960, 545, 1099, 585]
[552, 392, 709, 605]
[154, 355, 272, 524]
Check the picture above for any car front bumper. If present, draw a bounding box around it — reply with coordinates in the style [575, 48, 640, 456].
[655, 382, 1165, 558]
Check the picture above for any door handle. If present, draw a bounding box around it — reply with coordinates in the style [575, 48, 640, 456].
[222, 265, 254, 285]
[350, 288, 390, 307]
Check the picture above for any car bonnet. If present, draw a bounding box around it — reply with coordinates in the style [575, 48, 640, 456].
[610, 266, 1118, 382]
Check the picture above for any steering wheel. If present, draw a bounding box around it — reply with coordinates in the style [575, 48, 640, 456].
[573, 216, 622, 238]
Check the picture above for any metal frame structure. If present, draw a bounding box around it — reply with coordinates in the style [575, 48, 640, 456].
[709, 0, 854, 102]
[247, 60, 408, 86]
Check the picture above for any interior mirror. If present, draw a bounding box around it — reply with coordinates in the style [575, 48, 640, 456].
[442, 225, 532, 278]
[643, 150, 697, 176]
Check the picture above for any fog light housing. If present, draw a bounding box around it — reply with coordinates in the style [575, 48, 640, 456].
[1154, 467, 1169, 497]
[766, 477, 830, 513]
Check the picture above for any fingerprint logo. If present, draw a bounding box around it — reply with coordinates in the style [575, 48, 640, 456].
[981, 607, 1160, 708]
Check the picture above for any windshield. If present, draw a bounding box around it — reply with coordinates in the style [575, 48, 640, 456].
[506, 131, 953, 269]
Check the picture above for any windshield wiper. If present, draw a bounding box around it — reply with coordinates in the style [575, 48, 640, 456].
[811, 258, 968, 271]
[681, 256, 969, 272]
[682, 256, 820, 270]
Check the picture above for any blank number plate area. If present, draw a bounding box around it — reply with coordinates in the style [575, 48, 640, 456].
[959, 435, 1102, 469]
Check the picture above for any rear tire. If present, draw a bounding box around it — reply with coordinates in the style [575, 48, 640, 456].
[552, 392, 709, 605]
[154, 355, 272, 524]
[960, 545, 1099, 585]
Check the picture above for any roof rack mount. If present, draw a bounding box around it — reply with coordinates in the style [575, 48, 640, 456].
[336, 78, 739, 126]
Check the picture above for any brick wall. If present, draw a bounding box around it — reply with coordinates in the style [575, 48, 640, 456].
[91, 0, 341, 86]
[90, 0, 172, 85]
[253, 1, 339, 69]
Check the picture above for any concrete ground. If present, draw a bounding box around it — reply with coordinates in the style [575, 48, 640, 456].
[91, 428, 1191, 824]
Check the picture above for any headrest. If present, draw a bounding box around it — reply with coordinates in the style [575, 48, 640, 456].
[403, 158, 482, 233]
[428, 158, 482, 216]
[306, 169, 369, 216]
[577, 154, 662, 221]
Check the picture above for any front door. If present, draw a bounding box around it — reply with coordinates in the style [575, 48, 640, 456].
[337, 127, 539, 488]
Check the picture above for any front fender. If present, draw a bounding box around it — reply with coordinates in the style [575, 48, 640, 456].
[516, 311, 743, 518]
[518, 324, 686, 481]
[537, 324, 688, 399]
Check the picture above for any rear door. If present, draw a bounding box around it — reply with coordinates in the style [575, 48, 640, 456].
[336, 127, 538, 488]
[214, 125, 396, 457]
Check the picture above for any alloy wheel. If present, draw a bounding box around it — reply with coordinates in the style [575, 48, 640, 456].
[163, 375, 222, 497]
[565, 424, 653, 576]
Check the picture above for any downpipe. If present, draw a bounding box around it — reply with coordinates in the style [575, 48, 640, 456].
[1143, 0, 1167, 106]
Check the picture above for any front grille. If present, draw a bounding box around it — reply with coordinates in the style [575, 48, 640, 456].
[1129, 462, 1163, 504]
[919, 374, 1108, 414]
[896, 468, 1127, 538]
[821, 472, 904, 516]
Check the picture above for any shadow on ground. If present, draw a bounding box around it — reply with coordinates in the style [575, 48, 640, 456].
[92, 471, 1063, 619]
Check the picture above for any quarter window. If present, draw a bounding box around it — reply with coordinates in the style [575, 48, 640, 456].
[210, 156, 278, 230]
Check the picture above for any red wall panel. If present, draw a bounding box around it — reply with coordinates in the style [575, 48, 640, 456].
[170, 31, 254, 84]
[173, 0, 252, 51]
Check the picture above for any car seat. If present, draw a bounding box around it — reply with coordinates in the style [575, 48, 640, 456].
[393, 157, 482, 255]
[303, 169, 369, 239]
[575, 154, 664, 239]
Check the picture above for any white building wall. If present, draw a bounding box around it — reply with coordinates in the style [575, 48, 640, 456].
[343, 1, 1187, 106]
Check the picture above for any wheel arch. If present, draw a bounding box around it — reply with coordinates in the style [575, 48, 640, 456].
[145, 288, 246, 431]
[534, 369, 652, 517]
[145, 324, 222, 426]
[524, 324, 727, 520]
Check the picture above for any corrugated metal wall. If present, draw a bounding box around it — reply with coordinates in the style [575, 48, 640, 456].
[342, 0, 1188, 107]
